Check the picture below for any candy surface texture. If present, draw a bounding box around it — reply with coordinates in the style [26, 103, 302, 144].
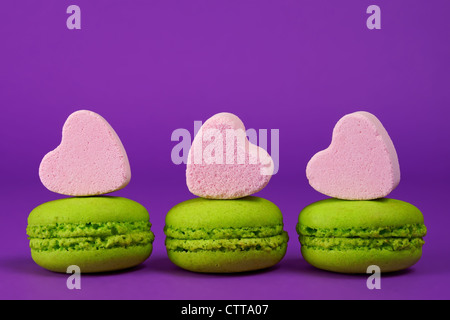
[39, 110, 131, 196]
[186, 113, 274, 199]
[306, 111, 400, 200]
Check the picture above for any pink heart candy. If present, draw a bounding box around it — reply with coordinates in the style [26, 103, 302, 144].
[39, 110, 131, 196]
[186, 113, 274, 199]
[306, 111, 400, 200]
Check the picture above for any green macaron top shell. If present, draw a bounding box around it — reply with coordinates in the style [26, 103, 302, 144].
[298, 198, 425, 231]
[165, 196, 284, 230]
[27, 197, 154, 255]
[28, 196, 150, 226]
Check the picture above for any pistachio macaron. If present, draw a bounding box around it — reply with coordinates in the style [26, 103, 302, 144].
[164, 197, 289, 273]
[297, 198, 427, 273]
[27, 196, 155, 273]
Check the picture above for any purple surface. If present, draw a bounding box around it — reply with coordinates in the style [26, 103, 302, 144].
[0, 0, 449, 300]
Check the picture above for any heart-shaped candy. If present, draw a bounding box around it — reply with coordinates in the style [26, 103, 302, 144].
[306, 111, 400, 200]
[39, 110, 131, 196]
[186, 113, 274, 199]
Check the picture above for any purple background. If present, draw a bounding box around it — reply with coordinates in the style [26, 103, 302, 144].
[1, 0, 449, 300]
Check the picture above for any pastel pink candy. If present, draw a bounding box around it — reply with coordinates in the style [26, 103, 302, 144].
[306, 111, 400, 200]
[186, 113, 274, 199]
[39, 110, 131, 196]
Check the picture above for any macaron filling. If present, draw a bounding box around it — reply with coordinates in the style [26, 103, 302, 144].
[297, 223, 427, 239]
[299, 235, 425, 251]
[166, 233, 288, 253]
[165, 225, 288, 253]
[164, 224, 284, 240]
[297, 223, 426, 252]
[27, 221, 154, 252]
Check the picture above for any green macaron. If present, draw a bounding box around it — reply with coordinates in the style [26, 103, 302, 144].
[164, 197, 289, 273]
[27, 196, 155, 273]
[297, 198, 427, 274]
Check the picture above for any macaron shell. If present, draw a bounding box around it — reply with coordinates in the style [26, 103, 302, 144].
[299, 198, 425, 229]
[31, 245, 153, 273]
[166, 196, 284, 229]
[168, 245, 287, 273]
[301, 246, 422, 274]
[28, 196, 149, 225]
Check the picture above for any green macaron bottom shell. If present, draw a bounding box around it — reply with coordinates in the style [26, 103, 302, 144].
[301, 246, 423, 274]
[166, 232, 289, 273]
[31, 244, 153, 273]
[297, 198, 427, 274]
[165, 197, 289, 273]
[27, 197, 154, 273]
[168, 243, 288, 273]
